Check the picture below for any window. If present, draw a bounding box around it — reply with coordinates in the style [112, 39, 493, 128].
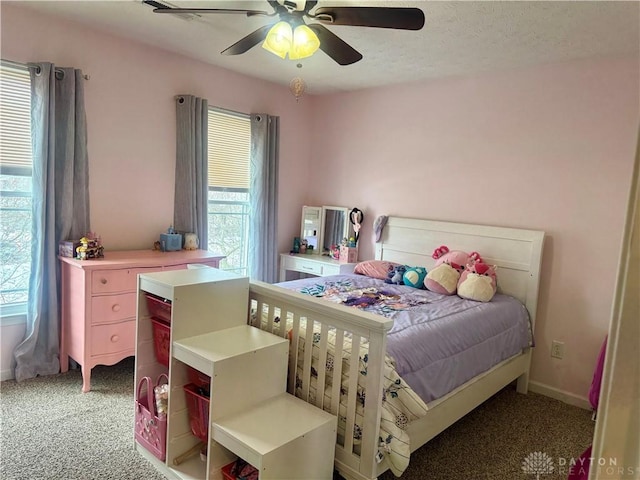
[207, 108, 251, 275]
[0, 62, 32, 316]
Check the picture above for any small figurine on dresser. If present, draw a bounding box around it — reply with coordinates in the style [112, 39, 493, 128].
[76, 233, 104, 260]
[292, 237, 301, 254]
[159, 226, 182, 252]
[183, 232, 199, 250]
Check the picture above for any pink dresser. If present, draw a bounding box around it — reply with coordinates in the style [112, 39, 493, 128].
[59, 249, 224, 392]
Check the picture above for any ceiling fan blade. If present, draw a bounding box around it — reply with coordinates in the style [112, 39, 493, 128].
[221, 24, 274, 56]
[142, 0, 272, 16]
[304, 1, 318, 13]
[152, 7, 272, 16]
[312, 7, 425, 30]
[266, 0, 280, 8]
[308, 24, 362, 65]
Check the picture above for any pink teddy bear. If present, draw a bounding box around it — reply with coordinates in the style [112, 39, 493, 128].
[457, 262, 498, 302]
[424, 246, 482, 295]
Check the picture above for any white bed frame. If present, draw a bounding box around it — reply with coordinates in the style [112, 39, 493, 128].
[249, 217, 544, 480]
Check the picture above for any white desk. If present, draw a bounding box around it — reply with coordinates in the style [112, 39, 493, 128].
[279, 253, 357, 282]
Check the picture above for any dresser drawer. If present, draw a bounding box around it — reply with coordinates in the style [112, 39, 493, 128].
[284, 256, 323, 276]
[320, 263, 340, 276]
[91, 320, 136, 356]
[91, 293, 137, 324]
[91, 267, 159, 294]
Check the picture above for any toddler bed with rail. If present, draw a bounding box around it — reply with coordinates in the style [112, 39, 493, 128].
[248, 216, 544, 480]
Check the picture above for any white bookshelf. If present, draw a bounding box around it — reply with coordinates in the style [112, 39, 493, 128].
[135, 268, 337, 480]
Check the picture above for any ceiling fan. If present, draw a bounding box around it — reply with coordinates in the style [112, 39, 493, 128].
[142, 0, 425, 65]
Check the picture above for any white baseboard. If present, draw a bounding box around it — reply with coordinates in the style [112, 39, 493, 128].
[1, 368, 15, 382]
[529, 381, 592, 410]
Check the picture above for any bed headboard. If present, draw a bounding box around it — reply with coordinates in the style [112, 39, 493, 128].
[375, 217, 545, 328]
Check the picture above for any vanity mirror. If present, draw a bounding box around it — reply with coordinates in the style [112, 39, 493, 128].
[320, 206, 351, 254]
[300, 205, 353, 255]
[301, 206, 321, 251]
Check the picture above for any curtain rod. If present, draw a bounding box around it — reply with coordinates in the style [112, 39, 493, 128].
[174, 96, 249, 119]
[1, 59, 90, 80]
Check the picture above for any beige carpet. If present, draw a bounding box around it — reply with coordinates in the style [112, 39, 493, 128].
[377, 386, 594, 480]
[1, 357, 594, 480]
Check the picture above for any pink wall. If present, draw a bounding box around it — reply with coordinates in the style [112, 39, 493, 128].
[1, 3, 312, 258]
[307, 58, 639, 401]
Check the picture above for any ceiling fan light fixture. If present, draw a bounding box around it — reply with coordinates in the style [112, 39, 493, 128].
[262, 21, 293, 59]
[150, 2, 425, 66]
[289, 24, 320, 60]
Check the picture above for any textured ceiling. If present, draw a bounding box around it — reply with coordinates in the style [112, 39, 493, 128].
[12, 0, 640, 94]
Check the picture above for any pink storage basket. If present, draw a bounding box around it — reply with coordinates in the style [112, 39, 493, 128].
[187, 366, 211, 393]
[183, 383, 210, 443]
[151, 318, 170, 367]
[145, 293, 172, 324]
[135, 374, 168, 461]
[221, 462, 235, 480]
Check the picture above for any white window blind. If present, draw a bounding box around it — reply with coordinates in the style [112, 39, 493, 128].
[0, 61, 32, 313]
[0, 62, 32, 172]
[207, 109, 250, 191]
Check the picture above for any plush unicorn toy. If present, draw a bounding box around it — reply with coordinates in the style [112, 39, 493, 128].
[424, 246, 481, 295]
[457, 262, 498, 302]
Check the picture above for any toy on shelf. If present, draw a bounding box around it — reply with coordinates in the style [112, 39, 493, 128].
[183, 233, 199, 251]
[299, 239, 308, 254]
[76, 233, 104, 260]
[59, 240, 81, 258]
[160, 226, 182, 252]
[292, 237, 301, 254]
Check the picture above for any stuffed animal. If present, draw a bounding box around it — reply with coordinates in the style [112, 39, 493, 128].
[457, 262, 498, 302]
[385, 265, 407, 285]
[403, 266, 428, 289]
[424, 246, 482, 295]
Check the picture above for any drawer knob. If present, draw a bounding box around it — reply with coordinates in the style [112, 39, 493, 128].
[112, 304, 121, 312]
[110, 335, 119, 343]
[100, 278, 108, 285]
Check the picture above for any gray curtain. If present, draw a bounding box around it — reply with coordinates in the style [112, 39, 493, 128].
[249, 114, 279, 283]
[14, 63, 90, 381]
[174, 95, 208, 247]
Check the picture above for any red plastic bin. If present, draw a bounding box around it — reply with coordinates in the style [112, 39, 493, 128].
[151, 317, 170, 367]
[187, 366, 211, 392]
[145, 293, 172, 324]
[183, 383, 210, 443]
[221, 462, 235, 480]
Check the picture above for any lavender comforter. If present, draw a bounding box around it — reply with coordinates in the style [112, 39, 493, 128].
[278, 273, 533, 403]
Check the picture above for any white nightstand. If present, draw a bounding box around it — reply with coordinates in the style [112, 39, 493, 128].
[279, 253, 357, 282]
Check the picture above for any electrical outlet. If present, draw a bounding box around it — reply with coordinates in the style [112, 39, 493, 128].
[551, 341, 565, 359]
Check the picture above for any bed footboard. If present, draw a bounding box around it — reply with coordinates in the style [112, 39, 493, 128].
[248, 281, 394, 480]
